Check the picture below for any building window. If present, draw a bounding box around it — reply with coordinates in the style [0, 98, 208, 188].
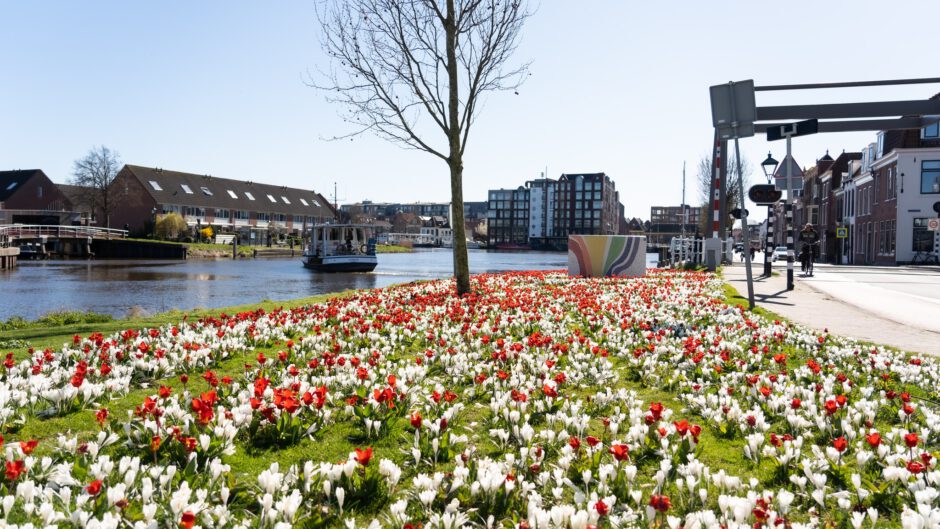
[37, 186, 43, 198]
[257, 212, 270, 222]
[876, 132, 884, 159]
[300, 198, 309, 206]
[921, 161, 940, 194]
[181, 184, 193, 194]
[235, 210, 249, 220]
[201, 187, 213, 196]
[245, 192, 256, 201]
[923, 119, 939, 139]
[227, 189, 238, 199]
[281, 196, 291, 204]
[913, 218, 934, 252]
[149, 181, 163, 191]
[312, 199, 322, 207]
[889, 220, 896, 254]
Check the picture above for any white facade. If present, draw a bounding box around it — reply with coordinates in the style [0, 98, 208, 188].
[527, 182, 554, 239]
[874, 148, 940, 263]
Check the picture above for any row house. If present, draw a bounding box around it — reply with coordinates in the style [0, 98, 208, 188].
[486, 173, 627, 249]
[774, 104, 940, 265]
[110, 165, 336, 240]
[0, 169, 75, 225]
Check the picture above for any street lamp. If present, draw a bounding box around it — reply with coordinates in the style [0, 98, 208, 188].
[760, 152, 779, 277]
[761, 152, 779, 183]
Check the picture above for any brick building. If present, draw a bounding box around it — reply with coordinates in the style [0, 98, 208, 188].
[109, 165, 336, 241]
[0, 169, 74, 224]
[486, 173, 626, 249]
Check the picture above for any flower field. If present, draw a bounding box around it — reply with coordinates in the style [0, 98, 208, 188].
[1, 269, 938, 528]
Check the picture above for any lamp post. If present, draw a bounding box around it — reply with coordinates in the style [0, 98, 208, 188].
[761, 152, 779, 277]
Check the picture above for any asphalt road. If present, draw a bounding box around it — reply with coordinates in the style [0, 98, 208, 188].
[724, 258, 940, 356]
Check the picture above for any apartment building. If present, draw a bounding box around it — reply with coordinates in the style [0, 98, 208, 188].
[486, 173, 626, 249]
[647, 205, 701, 246]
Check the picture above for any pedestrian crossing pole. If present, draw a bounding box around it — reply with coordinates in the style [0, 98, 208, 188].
[784, 133, 795, 291]
[764, 207, 773, 276]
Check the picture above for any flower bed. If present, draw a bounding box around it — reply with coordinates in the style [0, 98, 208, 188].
[0, 270, 937, 528]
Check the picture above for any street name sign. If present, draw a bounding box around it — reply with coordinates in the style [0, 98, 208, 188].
[766, 119, 820, 142]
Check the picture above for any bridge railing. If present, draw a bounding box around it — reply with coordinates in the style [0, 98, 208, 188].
[669, 236, 735, 267]
[0, 224, 128, 242]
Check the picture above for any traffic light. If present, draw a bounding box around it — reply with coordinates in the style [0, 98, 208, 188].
[730, 208, 749, 220]
[748, 184, 782, 205]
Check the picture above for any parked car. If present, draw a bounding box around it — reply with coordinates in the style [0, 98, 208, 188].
[772, 246, 789, 262]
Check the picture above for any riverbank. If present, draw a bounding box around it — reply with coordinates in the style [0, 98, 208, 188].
[129, 239, 414, 259]
[0, 269, 934, 527]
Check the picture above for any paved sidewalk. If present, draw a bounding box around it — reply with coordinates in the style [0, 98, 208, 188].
[722, 260, 940, 356]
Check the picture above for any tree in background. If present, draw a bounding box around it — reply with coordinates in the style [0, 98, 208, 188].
[155, 213, 187, 240]
[71, 146, 122, 229]
[315, 0, 532, 295]
[696, 154, 753, 235]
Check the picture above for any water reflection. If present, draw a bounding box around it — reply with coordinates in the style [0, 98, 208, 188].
[1, 250, 656, 320]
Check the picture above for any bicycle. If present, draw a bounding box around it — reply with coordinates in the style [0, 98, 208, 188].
[911, 251, 940, 265]
[800, 241, 819, 277]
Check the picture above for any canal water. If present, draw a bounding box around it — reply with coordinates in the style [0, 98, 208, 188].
[0, 250, 660, 320]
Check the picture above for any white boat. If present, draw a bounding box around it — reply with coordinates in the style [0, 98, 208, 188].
[302, 224, 377, 272]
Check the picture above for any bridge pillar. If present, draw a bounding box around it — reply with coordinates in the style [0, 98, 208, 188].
[0, 247, 19, 269]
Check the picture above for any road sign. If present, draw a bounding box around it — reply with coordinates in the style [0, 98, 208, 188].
[710, 80, 756, 139]
[773, 154, 804, 192]
[836, 227, 848, 238]
[767, 119, 820, 142]
[928, 218, 940, 231]
[748, 184, 783, 205]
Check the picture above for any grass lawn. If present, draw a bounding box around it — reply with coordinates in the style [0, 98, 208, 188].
[0, 270, 934, 528]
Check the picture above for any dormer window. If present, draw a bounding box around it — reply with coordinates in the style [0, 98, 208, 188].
[924, 119, 939, 139]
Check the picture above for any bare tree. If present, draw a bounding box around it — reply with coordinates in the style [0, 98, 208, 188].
[315, 0, 532, 295]
[696, 153, 753, 234]
[71, 146, 122, 229]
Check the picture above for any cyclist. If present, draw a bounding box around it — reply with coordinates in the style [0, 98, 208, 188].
[798, 223, 820, 275]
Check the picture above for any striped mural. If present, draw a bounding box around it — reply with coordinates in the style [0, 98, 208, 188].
[567, 235, 646, 277]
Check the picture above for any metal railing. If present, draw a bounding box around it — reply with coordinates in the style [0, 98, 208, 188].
[0, 224, 128, 241]
[669, 236, 735, 267]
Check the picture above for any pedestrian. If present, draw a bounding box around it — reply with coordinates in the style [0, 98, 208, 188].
[749, 246, 756, 261]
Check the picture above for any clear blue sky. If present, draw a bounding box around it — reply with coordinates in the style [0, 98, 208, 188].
[2, 1, 939, 219]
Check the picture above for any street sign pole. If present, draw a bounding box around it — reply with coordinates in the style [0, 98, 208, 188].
[727, 81, 755, 309]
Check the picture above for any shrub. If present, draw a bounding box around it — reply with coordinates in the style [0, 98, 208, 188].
[155, 213, 188, 240]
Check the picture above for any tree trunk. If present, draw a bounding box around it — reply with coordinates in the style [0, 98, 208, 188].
[445, 0, 470, 296]
[449, 160, 471, 295]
